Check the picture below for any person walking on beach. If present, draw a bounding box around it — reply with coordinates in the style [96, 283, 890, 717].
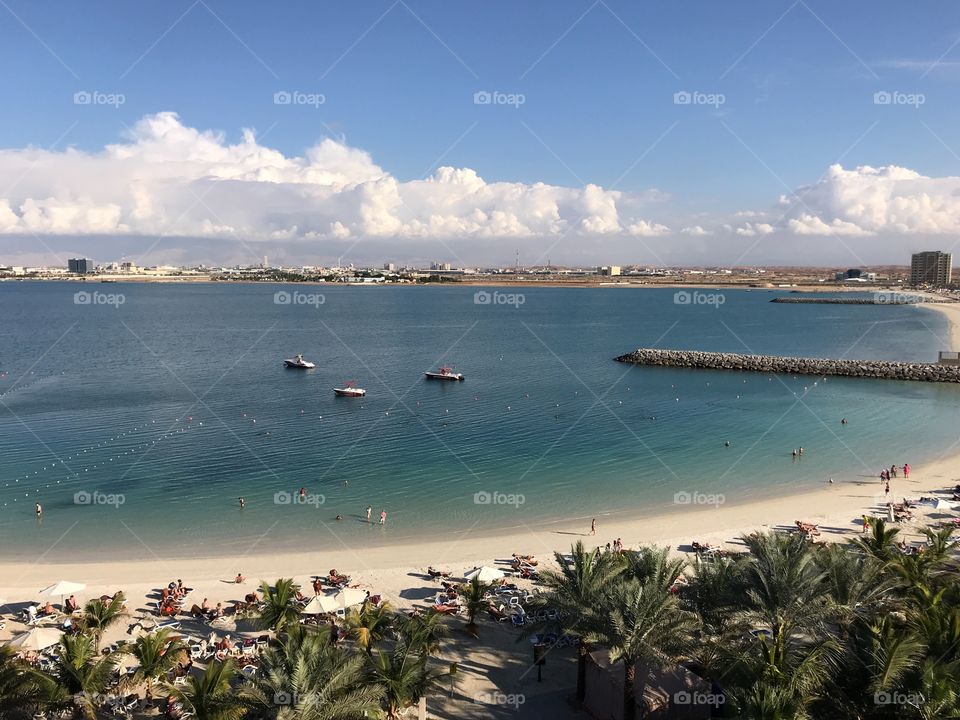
[904, 463, 910, 478]
[890, 464, 897, 478]
[590, 518, 596, 536]
[885, 481, 890, 498]
[862, 515, 871, 533]
[366, 506, 372, 522]
[379, 509, 387, 525]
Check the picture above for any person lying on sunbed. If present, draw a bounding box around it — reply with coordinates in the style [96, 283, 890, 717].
[487, 602, 509, 621]
[512, 553, 537, 565]
[427, 566, 451, 578]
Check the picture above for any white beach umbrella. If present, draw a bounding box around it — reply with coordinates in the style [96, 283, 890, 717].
[931, 499, 956, 511]
[334, 587, 367, 609]
[38, 580, 85, 606]
[6, 627, 63, 651]
[464, 566, 505, 583]
[300, 595, 333, 615]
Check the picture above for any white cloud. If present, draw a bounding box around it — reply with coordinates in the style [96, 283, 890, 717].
[680, 225, 710, 236]
[0, 112, 668, 242]
[735, 222, 774, 237]
[778, 163, 960, 236]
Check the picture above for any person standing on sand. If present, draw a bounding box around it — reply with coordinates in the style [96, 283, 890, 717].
[862, 515, 871, 533]
[590, 518, 596, 536]
[885, 481, 890, 498]
[379, 509, 387, 525]
[904, 463, 910, 478]
[366, 506, 372, 522]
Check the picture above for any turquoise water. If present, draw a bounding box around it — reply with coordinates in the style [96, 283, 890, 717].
[1, 282, 959, 562]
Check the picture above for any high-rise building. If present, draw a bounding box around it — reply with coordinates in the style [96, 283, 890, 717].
[68, 258, 94, 274]
[383, 262, 396, 272]
[911, 251, 952, 286]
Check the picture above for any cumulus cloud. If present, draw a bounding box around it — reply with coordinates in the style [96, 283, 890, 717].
[735, 222, 774, 237]
[680, 225, 710, 236]
[777, 163, 960, 236]
[0, 112, 668, 242]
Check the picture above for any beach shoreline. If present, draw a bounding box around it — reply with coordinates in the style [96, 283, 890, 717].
[921, 300, 960, 350]
[3, 449, 959, 607]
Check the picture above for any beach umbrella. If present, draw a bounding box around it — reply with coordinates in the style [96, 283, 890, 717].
[334, 588, 367, 609]
[300, 595, 332, 615]
[931, 499, 956, 511]
[38, 580, 85, 608]
[6, 627, 63, 651]
[464, 566, 505, 583]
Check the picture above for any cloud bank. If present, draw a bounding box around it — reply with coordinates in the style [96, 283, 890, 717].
[0, 112, 667, 242]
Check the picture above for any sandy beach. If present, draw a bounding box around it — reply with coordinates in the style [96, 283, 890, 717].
[923, 300, 960, 350]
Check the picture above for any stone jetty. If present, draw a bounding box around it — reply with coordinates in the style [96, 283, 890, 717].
[614, 348, 960, 383]
[770, 297, 924, 305]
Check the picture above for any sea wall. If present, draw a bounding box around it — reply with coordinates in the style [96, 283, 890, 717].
[614, 348, 960, 383]
[770, 297, 925, 305]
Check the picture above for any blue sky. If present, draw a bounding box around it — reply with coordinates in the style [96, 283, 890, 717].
[0, 1, 958, 266]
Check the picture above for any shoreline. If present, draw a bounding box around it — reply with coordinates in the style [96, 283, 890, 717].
[3, 449, 959, 604]
[921, 300, 960, 350]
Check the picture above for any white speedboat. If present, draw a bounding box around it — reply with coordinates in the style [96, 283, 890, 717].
[424, 366, 464, 381]
[284, 354, 315, 369]
[334, 381, 365, 397]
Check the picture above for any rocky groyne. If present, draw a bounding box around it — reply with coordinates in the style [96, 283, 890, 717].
[770, 297, 924, 305]
[614, 348, 960, 383]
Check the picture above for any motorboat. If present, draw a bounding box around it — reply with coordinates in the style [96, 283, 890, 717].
[334, 381, 365, 397]
[284, 354, 315, 369]
[424, 366, 464, 381]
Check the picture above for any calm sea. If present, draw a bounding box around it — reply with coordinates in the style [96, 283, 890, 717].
[1, 282, 958, 562]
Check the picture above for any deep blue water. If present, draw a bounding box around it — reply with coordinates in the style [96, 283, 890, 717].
[1, 282, 959, 561]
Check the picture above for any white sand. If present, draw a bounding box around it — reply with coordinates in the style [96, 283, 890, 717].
[922, 301, 960, 351]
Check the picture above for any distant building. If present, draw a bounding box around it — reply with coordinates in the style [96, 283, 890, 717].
[383, 262, 396, 272]
[597, 265, 621, 276]
[68, 258, 94, 274]
[911, 251, 952, 286]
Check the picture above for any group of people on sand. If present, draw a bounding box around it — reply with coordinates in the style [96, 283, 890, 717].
[159, 580, 190, 616]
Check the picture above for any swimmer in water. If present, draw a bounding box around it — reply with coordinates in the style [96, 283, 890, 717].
[239, 497, 246, 508]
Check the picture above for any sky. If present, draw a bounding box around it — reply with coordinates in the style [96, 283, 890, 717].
[0, 0, 959, 268]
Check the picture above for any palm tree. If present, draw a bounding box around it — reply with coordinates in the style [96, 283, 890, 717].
[586, 577, 697, 720]
[51, 633, 122, 719]
[0, 645, 64, 720]
[398, 611, 449, 655]
[344, 601, 395, 653]
[168, 659, 246, 720]
[852, 518, 901, 562]
[462, 578, 489, 636]
[243, 626, 383, 720]
[368, 628, 448, 719]
[534, 541, 625, 703]
[80, 595, 128, 650]
[258, 578, 302, 634]
[128, 627, 188, 700]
